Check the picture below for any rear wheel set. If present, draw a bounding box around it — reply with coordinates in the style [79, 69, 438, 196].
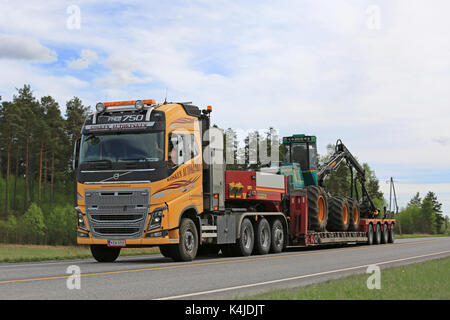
[221, 217, 285, 257]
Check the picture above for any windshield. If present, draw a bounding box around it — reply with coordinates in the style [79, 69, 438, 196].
[79, 132, 164, 164]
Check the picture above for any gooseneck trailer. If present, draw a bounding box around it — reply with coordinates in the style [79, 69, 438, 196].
[73, 100, 395, 262]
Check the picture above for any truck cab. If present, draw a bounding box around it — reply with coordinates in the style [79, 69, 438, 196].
[74, 100, 215, 261]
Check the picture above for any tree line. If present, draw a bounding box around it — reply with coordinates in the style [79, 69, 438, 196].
[396, 192, 448, 235]
[0, 84, 90, 244]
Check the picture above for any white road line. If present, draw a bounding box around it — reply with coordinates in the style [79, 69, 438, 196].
[155, 250, 450, 300]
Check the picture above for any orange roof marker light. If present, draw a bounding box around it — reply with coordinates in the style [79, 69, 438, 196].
[207, 105, 212, 112]
[103, 99, 156, 107]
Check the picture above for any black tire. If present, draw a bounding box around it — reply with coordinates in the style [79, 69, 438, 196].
[159, 245, 176, 258]
[253, 218, 271, 255]
[232, 218, 254, 256]
[171, 218, 199, 262]
[358, 201, 371, 219]
[327, 197, 350, 231]
[381, 223, 389, 244]
[374, 223, 382, 244]
[197, 244, 220, 256]
[347, 198, 360, 231]
[270, 218, 285, 253]
[388, 224, 395, 243]
[306, 186, 328, 231]
[367, 224, 374, 245]
[220, 244, 235, 257]
[90, 245, 121, 262]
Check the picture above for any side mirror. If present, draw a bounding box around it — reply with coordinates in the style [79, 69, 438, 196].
[73, 138, 81, 171]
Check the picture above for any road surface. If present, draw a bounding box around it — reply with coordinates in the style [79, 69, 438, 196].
[0, 237, 449, 300]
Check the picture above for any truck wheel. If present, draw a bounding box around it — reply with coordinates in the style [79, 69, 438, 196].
[327, 197, 350, 231]
[159, 245, 176, 258]
[374, 223, 382, 244]
[347, 199, 360, 231]
[90, 245, 121, 262]
[270, 218, 285, 253]
[220, 244, 235, 257]
[388, 224, 395, 243]
[253, 218, 271, 255]
[367, 224, 374, 245]
[171, 218, 199, 262]
[381, 223, 389, 244]
[233, 218, 254, 256]
[307, 186, 328, 232]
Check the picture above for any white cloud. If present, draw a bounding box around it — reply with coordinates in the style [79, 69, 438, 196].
[0, 34, 57, 62]
[68, 49, 98, 69]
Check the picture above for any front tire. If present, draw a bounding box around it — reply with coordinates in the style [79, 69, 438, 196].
[171, 218, 199, 262]
[90, 245, 121, 262]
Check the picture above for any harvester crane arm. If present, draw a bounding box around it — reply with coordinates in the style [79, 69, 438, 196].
[317, 139, 379, 216]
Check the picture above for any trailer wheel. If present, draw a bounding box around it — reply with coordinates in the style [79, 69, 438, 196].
[374, 223, 382, 244]
[388, 224, 395, 243]
[327, 197, 350, 231]
[270, 219, 285, 253]
[367, 224, 374, 245]
[254, 218, 271, 255]
[307, 186, 328, 232]
[90, 245, 121, 262]
[171, 218, 199, 261]
[381, 223, 389, 244]
[233, 218, 254, 256]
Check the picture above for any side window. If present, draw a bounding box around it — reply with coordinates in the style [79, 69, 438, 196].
[168, 133, 199, 167]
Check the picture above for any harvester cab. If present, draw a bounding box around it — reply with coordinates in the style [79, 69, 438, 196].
[282, 134, 318, 187]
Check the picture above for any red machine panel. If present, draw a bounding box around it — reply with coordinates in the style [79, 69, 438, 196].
[225, 170, 286, 202]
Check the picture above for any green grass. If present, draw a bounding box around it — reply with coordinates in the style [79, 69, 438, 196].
[395, 234, 448, 239]
[243, 257, 450, 300]
[0, 244, 160, 263]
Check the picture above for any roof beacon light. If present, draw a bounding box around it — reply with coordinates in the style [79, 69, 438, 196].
[135, 100, 145, 110]
[96, 102, 106, 113]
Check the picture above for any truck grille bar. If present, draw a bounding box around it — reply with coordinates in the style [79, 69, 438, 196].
[84, 188, 150, 239]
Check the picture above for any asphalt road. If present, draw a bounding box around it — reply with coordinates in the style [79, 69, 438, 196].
[0, 237, 449, 300]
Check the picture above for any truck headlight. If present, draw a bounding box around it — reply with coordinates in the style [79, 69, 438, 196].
[96, 102, 106, 113]
[135, 100, 145, 110]
[148, 209, 164, 231]
[76, 210, 87, 231]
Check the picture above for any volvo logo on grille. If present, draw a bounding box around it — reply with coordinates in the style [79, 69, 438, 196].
[100, 171, 133, 183]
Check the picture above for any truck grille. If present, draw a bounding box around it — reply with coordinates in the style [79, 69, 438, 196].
[85, 188, 150, 239]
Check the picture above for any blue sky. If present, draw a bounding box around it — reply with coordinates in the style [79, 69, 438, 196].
[0, 0, 449, 214]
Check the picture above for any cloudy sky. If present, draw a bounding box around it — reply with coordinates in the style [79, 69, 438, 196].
[0, 0, 449, 214]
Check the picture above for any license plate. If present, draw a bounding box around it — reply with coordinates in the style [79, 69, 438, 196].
[107, 239, 126, 247]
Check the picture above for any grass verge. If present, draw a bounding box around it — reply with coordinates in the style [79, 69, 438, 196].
[395, 234, 448, 239]
[0, 244, 160, 263]
[242, 256, 450, 300]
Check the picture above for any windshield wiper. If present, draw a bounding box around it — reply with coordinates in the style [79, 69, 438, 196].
[82, 159, 112, 165]
[118, 157, 159, 162]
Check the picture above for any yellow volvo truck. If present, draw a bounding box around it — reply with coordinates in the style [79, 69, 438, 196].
[74, 99, 231, 262]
